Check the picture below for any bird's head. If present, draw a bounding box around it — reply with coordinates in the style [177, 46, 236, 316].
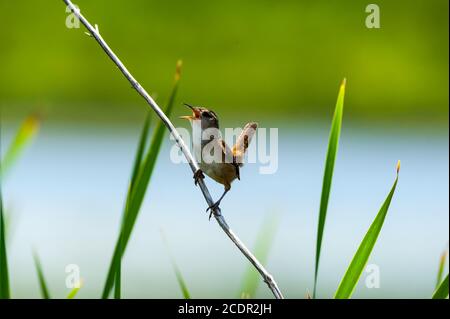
[180, 103, 219, 129]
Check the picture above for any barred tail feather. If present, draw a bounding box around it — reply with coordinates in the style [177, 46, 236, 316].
[232, 122, 257, 165]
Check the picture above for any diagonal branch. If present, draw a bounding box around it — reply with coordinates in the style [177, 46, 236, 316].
[62, 0, 284, 299]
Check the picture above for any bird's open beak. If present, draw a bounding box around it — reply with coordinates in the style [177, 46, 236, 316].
[179, 103, 200, 120]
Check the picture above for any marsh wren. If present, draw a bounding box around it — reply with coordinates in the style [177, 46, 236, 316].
[180, 104, 257, 218]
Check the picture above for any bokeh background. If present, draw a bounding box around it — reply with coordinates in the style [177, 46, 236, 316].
[0, 0, 448, 298]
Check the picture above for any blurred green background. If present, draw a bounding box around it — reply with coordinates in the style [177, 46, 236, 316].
[0, 0, 448, 299]
[0, 0, 448, 126]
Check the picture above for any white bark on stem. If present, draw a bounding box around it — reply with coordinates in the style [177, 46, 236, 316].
[62, 0, 284, 299]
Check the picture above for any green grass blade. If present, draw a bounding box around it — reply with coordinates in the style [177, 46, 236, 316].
[313, 79, 346, 298]
[114, 113, 151, 300]
[129, 113, 152, 195]
[334, 162, 400, 299]
[67, 285, 81, 299]
[173, 263, 190, 299]
[102, 60, 182, 299]
[0, 115, 39, 299]
[32, 251, 51, 299]
[436, 246, 448, 289]
[67, 288, 80, 299]
[161, 229, 190, 299]
[1, 114, 40, 178]
[114, 252, 122, 299]
[240, 213, 279, 298]
[0, 186, 10, 299]
[432, 273, 449, 299]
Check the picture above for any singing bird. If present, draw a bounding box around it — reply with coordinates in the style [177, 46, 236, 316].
[180, 104, 257, 217]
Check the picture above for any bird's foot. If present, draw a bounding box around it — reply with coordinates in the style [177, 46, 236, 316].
[193, 169, 205, 186]
[206, 202, 221, 220]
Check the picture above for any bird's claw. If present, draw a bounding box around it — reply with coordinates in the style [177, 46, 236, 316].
[206, 203, 221, 220]
[193, 169, 205, 186]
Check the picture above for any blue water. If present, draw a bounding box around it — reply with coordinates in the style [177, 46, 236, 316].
[2, 122, 449, 298]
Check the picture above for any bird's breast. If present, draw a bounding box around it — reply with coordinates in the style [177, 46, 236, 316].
[199, 161, 237, 187]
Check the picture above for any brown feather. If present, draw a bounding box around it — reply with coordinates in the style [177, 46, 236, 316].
[232, 122, 258, 165]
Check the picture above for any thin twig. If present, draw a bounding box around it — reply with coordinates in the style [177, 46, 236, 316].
[62, 0, 284, 299]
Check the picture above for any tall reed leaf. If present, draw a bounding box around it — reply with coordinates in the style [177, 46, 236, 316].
[334, 161, 400, 299]
[114, 112, 151, 299]
[129, 113, 152, 195]
[114, 246, 122, 299]
[32, 251, 51, 299]
[313, 79, 346, 298]
[0, 114, 40, 299]
[432, 273, 449, 299]
[436, 246, 448, 289]
[240, 213, 279, 298]
[1, 114, 40, 178]
[102, 61, 182, 298]
[0, 187, 9, 299]
[161, 229, 190, 299]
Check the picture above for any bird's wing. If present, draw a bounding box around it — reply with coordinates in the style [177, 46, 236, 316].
[232, 122, 258, 166]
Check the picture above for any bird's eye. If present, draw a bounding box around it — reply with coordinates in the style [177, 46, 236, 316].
[202, 111, 212, 118]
